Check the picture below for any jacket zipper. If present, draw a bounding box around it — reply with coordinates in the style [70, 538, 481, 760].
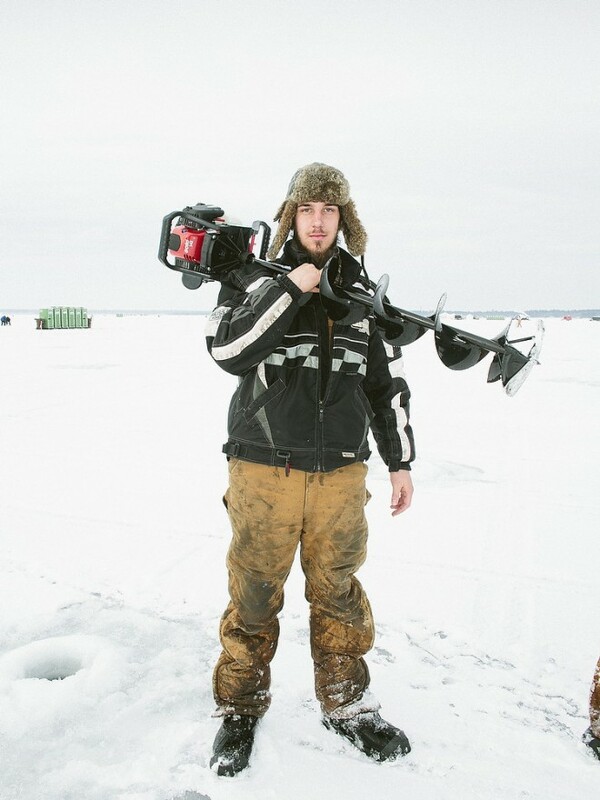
[315, 307, 333, 472]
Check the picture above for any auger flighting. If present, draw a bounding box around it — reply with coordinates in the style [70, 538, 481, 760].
[319, 269, 544, 397]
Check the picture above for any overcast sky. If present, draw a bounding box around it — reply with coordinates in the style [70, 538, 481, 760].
[1, 0, 599, 311]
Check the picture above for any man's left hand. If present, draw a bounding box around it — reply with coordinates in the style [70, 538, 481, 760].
[389, 470, 414, 516]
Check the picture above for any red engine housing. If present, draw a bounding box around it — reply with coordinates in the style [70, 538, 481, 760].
[168, 225, 206, 264]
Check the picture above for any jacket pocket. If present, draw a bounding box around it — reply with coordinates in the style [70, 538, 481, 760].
[355, 385, 375, 423]
[243, 378, 286, 426]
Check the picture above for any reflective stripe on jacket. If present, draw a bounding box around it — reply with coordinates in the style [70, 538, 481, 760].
[205, 241, 415, 473]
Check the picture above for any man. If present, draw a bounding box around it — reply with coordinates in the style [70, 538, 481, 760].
[205, 163, 415, 776]
[584, 657, 600, 759]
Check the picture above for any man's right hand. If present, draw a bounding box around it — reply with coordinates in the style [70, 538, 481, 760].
[288, 263, 322, 293]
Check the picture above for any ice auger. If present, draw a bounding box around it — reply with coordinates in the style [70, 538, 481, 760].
[158, 203, 543, 396]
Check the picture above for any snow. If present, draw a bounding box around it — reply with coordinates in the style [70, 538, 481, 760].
[0, 312, 598, 800]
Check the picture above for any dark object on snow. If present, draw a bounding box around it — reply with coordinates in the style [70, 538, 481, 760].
[1, 315, 10, 326]
[587, 655, 600, 758]
[583, 727, 600, 760]
[322, 711, 411, 762]
[210, 714, 259, 777]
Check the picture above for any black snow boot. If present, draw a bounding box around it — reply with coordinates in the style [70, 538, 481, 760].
[209, 714, 259, 777]
[323, 711, 411, 762]
[583, 727, 600, 760]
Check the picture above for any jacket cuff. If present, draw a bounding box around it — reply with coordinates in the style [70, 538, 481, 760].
[388, 462, 411, 472]
[277, 274, 305, 303]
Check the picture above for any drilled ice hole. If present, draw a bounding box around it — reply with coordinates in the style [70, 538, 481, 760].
[0, 635, 119, 687]
[22, 654, 84, 681]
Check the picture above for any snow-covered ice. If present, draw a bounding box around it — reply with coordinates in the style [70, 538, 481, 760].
[0, 312, 598, 800]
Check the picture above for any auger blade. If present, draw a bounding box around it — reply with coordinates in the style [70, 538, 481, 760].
[434, 324, 491, 370]
[488, 319, 545, 396]
[433, 295, 489, 370]
[488, 348, 530, 392]
[319, 258, 372, 324]
[372, 275, 430, 345]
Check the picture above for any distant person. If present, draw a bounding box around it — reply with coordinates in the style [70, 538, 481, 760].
[205, 163, 415, 776]
[1, 315, 10, 326]
[583, 656, 600, 759]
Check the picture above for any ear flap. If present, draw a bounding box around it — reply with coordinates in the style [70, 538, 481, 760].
[340, 199, 367, 256]
[273, 200, 287, 223]
[267, 200, 297, 259]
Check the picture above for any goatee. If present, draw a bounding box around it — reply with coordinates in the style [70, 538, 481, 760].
[310, 244, 336, 269]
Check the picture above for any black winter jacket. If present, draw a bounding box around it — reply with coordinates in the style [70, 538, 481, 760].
[205, 240, 415, 473]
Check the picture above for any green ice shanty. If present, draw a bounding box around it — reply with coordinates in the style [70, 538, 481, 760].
[38, 307, 90, 329]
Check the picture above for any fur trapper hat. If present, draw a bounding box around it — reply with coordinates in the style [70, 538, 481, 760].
[266, 162, 367, 259]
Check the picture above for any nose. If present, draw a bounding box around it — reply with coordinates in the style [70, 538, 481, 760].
[312, 209, 324, 227]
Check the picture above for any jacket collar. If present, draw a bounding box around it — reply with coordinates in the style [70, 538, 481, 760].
[277, 238, 362, 288]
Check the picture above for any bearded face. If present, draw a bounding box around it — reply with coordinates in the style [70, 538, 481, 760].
[294, 202, 340, 265]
